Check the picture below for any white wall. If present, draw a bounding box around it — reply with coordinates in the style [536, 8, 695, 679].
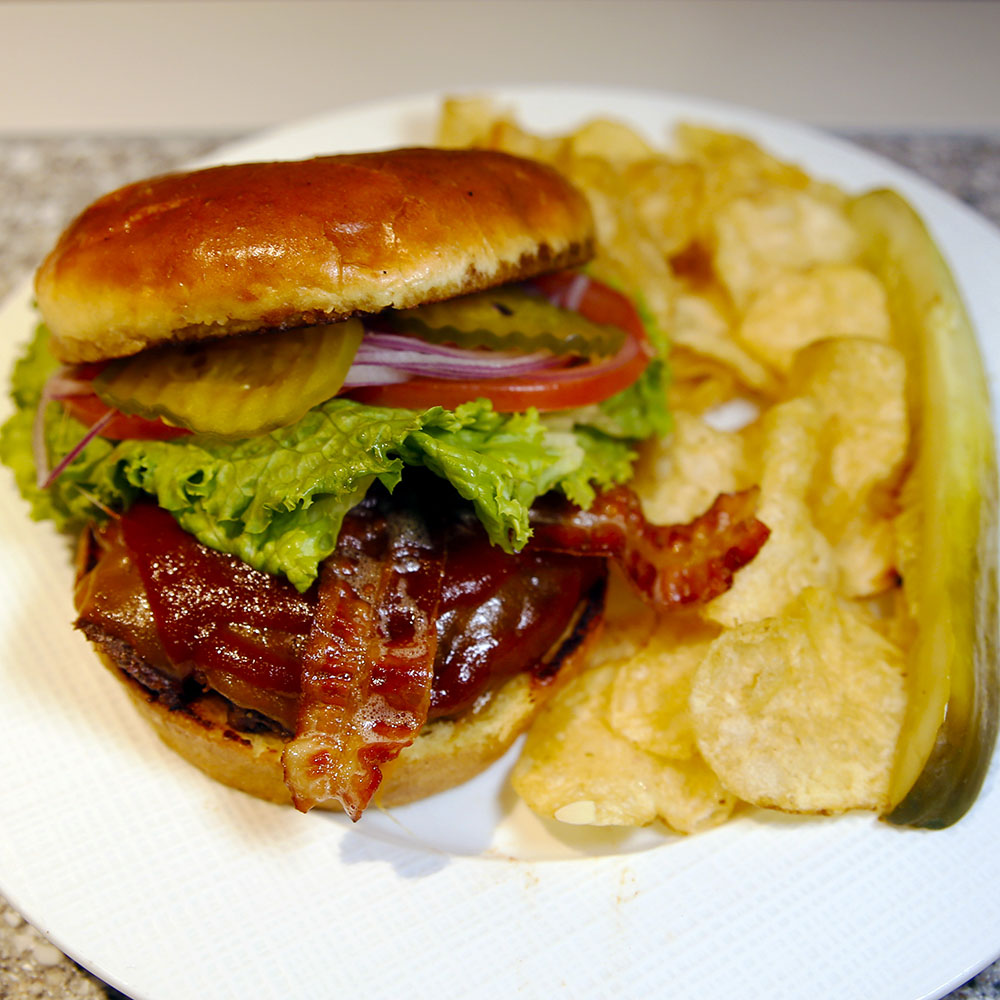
[2, 1, 999, 132]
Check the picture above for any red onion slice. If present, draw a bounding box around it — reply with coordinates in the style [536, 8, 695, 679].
[32, 284, 597, 484]
[341, 364, 413, 388]
[41, 409, 114, 490]
[543, 272, 591, 312]
[46, 372, 97, 399]
[346, 329, 565, 386]
[34, 367, 105, 487]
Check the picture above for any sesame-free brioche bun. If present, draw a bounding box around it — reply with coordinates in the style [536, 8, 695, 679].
[104, 587, 603, 810]
[35, 147, 595, 364]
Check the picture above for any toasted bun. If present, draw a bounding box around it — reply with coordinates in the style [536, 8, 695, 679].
[105, 594, 602, 811]
[36, 148, 595, 364]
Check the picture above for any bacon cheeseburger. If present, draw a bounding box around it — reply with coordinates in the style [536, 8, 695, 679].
[2, 148, 768, 819]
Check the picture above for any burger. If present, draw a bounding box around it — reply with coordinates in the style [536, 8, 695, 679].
[1, 147, 767, 820]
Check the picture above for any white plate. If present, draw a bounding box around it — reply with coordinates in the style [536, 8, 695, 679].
[2, 86, 999, 1000]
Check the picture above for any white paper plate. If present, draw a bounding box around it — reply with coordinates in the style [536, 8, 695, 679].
[1, 87, 999, 1000]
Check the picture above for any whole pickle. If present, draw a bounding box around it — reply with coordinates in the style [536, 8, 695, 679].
[850, 189, 998, 828]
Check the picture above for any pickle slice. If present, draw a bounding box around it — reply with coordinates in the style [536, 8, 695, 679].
[848, 189, 998, 827]
[385, 286, 625, 357]
[95, 319, 364, 438]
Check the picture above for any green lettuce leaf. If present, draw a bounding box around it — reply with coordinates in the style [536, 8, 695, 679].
[2, 320, 669, 590]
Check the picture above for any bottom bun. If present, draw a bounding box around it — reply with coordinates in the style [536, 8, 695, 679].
[104, 592, 604, 811]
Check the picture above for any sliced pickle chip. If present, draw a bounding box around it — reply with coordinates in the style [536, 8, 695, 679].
[385, 286, 625, 357]
[95, 319, 364, 438]
[849, 189, 998, 828]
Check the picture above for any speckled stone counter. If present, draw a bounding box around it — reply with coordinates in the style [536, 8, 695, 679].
[0, 131, 998, 1000]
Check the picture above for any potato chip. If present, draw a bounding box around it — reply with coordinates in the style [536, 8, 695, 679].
[675, 124, 815, 198]
[653, 755, 740, 835]
[513, 665, 738, 833]
[608, 613, 719, 760]
[562, 118, 656, 164]
[633, 410, 752, 526]
[782, 337, 908, 596]
[487, 117, 564, 163]
[690, 587, 907, 813]
[437, 100, 684, 336]
[738, 264, 892, 374]
[586, 564, 658, 669]
[436, 95, 498, 148]
[712, 189, 859, 309]
[624, 158, 703, 258]
[434, 100, 917, 830]
[667, 347, 745, 415]
[834, 511, 899, 598]
[669, 291, 778, 395]
[792, 338, 908, 515]
[560, 155, 678, 331]
[437, 96, 566, 162]
[704, 398, 837, 627]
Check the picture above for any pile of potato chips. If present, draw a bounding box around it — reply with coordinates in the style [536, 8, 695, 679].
[436, 98, 915, 834]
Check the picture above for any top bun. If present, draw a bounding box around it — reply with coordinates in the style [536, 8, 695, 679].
[36, 148, 595, 364]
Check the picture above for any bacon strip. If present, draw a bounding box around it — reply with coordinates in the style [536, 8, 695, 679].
[281, 503, 446, 819]
[528, 486, 770, 607]
[110, 481, 767, 820]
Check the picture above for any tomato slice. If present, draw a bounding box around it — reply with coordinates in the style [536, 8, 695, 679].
[61, 393, 191, 441]
[347, 274, 655, 412]
[61, 273, 652, 439]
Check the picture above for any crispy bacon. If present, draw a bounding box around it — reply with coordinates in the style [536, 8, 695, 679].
[91, 477, 769, 822]
[528, 486, 770, 606]
[281, 501, 446, 819]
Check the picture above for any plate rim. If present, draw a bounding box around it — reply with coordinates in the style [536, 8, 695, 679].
[1, 84, 999, 1000]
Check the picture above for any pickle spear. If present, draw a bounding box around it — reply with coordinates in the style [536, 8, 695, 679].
[848, 189, 998, 827]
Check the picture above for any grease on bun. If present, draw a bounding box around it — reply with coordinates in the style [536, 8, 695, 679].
[36, 148, 595, 363]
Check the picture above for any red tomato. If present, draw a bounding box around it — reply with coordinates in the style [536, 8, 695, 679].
[61, 394, 191, 441]
[348, 274, 655, 412]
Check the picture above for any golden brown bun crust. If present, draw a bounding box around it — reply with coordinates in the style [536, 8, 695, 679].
[36, 148, 595, 364]
[107, 605, 601, 811]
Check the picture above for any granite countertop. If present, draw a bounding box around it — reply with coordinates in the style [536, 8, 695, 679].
[0, 131, 998, 1000]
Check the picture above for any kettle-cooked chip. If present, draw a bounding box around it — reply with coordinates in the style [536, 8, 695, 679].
[633, 410, 752, 526]
[563, 118, 656, 164]
[738, 265, 892, 375]
[560, 155, 679, 335]
[788, 337, 908, 596]
[712, 189, 859, 309]
[625, 158, 703, 258]
[608, 614, 720, 760]
[667, 347, 746, 414]
[790, 337, 908, 527]
[436, 96, 498, 148]
[833, 511, 899, 598]
[436, 100, 921, 833]
[674, 123, 826, 240]
[587, 565, 659, 669]
[691, 587, 906, 813]
[513, 665, 738, 834]
[704, 398, 837, 627]
[669, 291, 778, 395]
